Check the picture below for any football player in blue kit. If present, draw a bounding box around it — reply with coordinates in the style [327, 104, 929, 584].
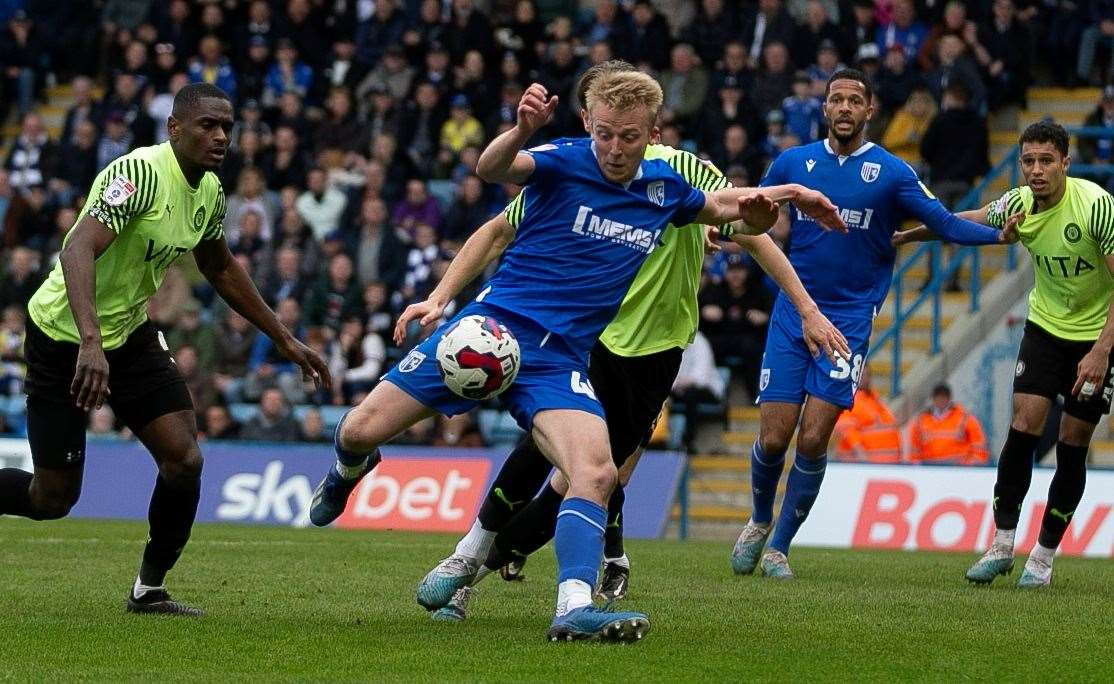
[307, 72, 845, 642]
[730, 69, 1018, 579]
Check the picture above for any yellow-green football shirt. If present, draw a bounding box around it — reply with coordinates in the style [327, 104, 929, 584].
[504, 144, 728, 357]
[29, 142, 226, 349]
[986, 177, 1114, 341]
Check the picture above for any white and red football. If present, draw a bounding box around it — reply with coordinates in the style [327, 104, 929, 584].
[435, 315, 521, 400]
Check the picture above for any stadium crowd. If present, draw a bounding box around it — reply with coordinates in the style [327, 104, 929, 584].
[0, 0, 1110, 449]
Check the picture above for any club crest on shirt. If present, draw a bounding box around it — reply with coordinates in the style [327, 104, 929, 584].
[399, 350, 426, 373]
[647, 180, 665, 207]
[860, 162, 881, 183]
[193, 206, 206, 231]
[760, 368, 770, 391]
[102, 176, 136, 206]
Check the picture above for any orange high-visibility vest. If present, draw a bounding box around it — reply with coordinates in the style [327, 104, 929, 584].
[908, 403, 989, 465]
[834, 389, 902, 463]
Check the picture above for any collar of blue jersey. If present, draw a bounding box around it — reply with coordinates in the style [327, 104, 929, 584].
[590, 141, 645, 189]
[823, 139, 875, 165]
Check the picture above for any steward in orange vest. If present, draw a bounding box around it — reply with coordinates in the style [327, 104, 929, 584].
[833, 367, 902, 463]
[908, 384, 989, 465]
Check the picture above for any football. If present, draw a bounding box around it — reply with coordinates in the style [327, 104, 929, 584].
[435, 315, 521, 400]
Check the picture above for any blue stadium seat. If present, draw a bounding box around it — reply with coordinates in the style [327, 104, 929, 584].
[228, 403, 257, 424]
[427, 180, 457, 212]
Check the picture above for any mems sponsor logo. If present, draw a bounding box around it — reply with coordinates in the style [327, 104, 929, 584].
[796, 206, 875, 230]
[571, 206, 661, 253]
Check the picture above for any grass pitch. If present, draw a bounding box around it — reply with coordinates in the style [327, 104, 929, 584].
[0, 518, 1110, 682]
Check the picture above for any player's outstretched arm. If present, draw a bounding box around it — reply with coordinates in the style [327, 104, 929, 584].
[194, 237, 331, 390]
[60, 216, 118, 411]
[393, 215, 517, 345]
[734, 232, 851, 362]
[892, 207, 989, 246]
[476, 83, 556, 185]
[697, 185, 847, 234]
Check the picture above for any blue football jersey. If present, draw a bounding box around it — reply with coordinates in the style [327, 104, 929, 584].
[482, 139, 707, 358]
[762, 140, 988, 316]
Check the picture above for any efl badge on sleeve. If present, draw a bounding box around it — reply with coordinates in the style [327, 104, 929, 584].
[102, 176, 136, 206]
[860, 162, 880, 183]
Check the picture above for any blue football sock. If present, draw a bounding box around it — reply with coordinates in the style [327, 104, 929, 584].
[554, 497, 607, 587]
[750, 441, 786, 525]
[769, 454, 827, 555]
[333, 410, 380, 468]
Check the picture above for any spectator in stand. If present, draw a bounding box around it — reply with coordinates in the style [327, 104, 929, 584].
[304, 253, 363, 337]
[175, 343, 220, 418]
[156, 0, 196, 59]
[622, 0, 672, 71]
[660, 43, 709, 133]
[402, 0, 446, 63]
[833, 366, 902, 463]
[877, 45, 921, 117]
[876, 0, 928, 61]
[334, 318, 387, 403]
[881, 86, 937, 166]
[55, 120, 100, 202]
[842, 0, 878, 63]
[681, 0, 739, 66]
[103, 72, 155, 147]
[241, 388, 301, 442]
[400, 223, 443, 303]
[299, 408, 331, 443]
[442, 174, 491, 247]
[783, 72, 823, 144]
[360, 281, 395, 338]
[430, 413, 485, 447]
[166, 298, 217, 371]
[148, 73, 190, 145]
[671, 330, 726, 451]
[61, 76, 103, 146]
[440, 94, 485, 161]
[715, 125, 766, 188]
[0, 246, 41, 312]
[401, 81, 447, 177]
[315, 87, 368, 156]
[213, 310, 258, 404]
[761, 109, 799, 160]
[4, 112, 58, 193]
[264, 38, 313, 106]
[792, 0, 842, 70]
[974, 0, 1033, 110]
[446, 0, 495, 62]
[538, 40, 581, 135]
[96, 113, 133, 173]
[699, 255, 772, 400]
[925, 33, 986, 115]
[393, 179, 443, 238]
[1044, 0, 1089, 85]
[921, 83, 989, 210]
[702, 75, 766, 155]
[227, 167, 279, 244]
[237, 36, 272, 105]
[917, 0, 976, 72]
[261, 125, 308, 191]
[854, 42, 882, 86]
[296, 168, 348, 241]
[276, 201, 323, 278]
[712, 41, 753, 94]
[455, 50, 497, 123]
[262, 245, 310, 309]
[0, 10, 45, 119]
[807, 39, 844, 97]
[351, 196, 407, 291]
[752, 42, 794, 119]
[1078, 86, 1114, 193]
[188, 34, 237, 104]
[203, 404, 241, 441]
[908, 383, 989, 465]
[1077, 0, 1114, 86]
[0, 305, 26, 399]
[150, 42, 182, 94]
[356, 0, 408, 66]
[357, 45, 414, 101]
[245, 298, 308, 403]
[742, 0, 797, 70]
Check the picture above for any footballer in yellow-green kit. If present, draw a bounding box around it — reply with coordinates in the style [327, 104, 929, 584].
[896, 121, 1114, 588]
[1, 84, 330, 616]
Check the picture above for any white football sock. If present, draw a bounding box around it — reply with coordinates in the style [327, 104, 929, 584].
[1030, 542, 1056, 565]
[555, 579, 592, 617]
[453, 520, 496, 562]
[604, 554, 630, 569]
[993, 527, 1016, 550]
[132, 575, 164, 600]
[335, 456, 368, 480]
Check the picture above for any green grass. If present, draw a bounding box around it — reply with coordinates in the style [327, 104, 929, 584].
[1, 519, 1111, 682]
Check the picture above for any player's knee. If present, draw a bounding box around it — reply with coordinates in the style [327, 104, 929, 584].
[337, 405, 384, 453]
[576, 460, 617, 499]
[28, 490, 78, 520]
[795, 429, 830, 459]
[1009, 415, 1044, 435]
[159, 446, 204, 484]
[759, 432, 791, 457]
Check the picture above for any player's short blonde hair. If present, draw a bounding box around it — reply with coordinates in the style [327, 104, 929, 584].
[584, 71, 663, 125]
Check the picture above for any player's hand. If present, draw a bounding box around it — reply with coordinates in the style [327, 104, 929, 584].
[738, 192, 780, 231]
[72, 340, 110, 411]
[516, 83, 557, 135]
[394, 298, 447, 345]
[801, 308, 851, 364]
[793, 188, 847, 233]
[999, 212, 1024, 244]
[891, 229, 916, 247]
[1071, 346, 1110, 400]
[703, 226, 722, 255]
[278, 337, 332, 391]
